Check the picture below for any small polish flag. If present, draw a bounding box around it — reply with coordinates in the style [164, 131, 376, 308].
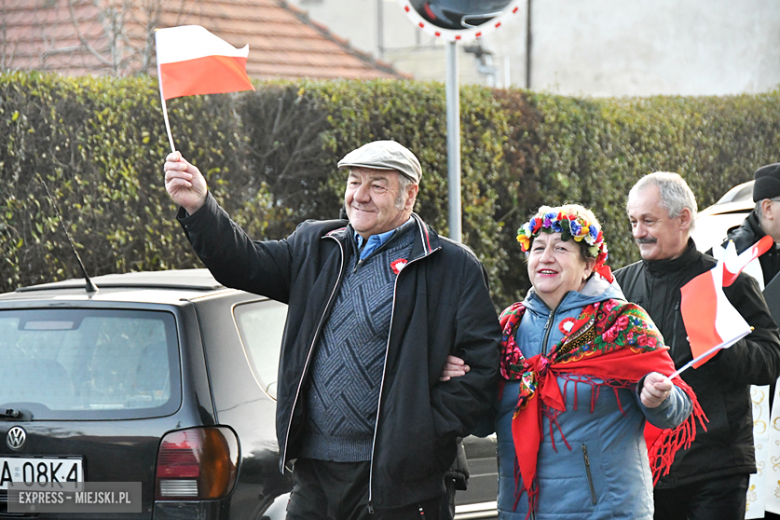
[155, 25, 255, 100]
[722, 236, 773, 287]
[674, 242, 761, 377]
[680, 260, 752, 369]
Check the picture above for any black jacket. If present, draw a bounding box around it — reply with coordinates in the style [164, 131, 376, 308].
[178, 193, 501, 508]
[615, 240, 780, 488]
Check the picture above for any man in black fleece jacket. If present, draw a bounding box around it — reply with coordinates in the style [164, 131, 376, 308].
[615, 172, 780, 520]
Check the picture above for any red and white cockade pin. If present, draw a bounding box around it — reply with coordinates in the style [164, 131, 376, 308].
[391, 258, 408, 275]
[559, 318, 575, 335]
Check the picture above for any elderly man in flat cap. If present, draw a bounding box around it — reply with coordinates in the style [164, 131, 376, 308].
[164, 141, 500, 520]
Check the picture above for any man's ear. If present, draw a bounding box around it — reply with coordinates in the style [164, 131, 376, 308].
[761, 199, 775, 221]
[406, 184, 419, 211]
[679, 207, 693, 231]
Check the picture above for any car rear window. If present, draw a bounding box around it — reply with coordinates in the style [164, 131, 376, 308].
[0, 308, 180, 420]
[234, 300, 286, 399]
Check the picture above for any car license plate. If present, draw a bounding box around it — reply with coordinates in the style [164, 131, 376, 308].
[0, 457, 83, 490]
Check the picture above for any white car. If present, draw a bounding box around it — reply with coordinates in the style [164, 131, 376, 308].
[691, 181, 754, 253]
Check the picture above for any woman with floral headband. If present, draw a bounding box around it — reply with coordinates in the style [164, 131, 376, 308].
[442, 204, 706, 520]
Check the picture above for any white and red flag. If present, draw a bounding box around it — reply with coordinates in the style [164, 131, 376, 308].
[154, 25, 255, 151]
[673, 238, 772, 376]
[722, 235, 774, 287]
[155, 25, 254, 100]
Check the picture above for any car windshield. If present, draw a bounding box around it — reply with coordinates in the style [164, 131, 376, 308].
[0, 308, 180, 420]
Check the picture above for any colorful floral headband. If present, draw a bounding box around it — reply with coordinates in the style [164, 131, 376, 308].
[517, 209, 609, 269]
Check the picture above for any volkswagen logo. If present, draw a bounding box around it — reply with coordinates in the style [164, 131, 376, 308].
[6, 426, 26, 450]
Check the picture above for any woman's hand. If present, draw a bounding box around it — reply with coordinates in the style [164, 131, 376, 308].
[440, 355, 469, 381]
[640, 372, 673, 408]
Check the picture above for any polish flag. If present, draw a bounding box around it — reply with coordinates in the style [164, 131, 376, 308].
[722, 235, 773, 287]
[155, 25, 255, 100]
[677, 251, 754, 375]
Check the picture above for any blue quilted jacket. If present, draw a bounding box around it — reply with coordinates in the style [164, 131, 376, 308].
[494, 275, 692, 520]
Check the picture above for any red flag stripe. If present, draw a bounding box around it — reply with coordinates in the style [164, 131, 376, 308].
[159, 56, 253, 100]
[680, 270, 722, 367]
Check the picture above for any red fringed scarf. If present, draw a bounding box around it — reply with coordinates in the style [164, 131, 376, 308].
[499, 299, 707, 514]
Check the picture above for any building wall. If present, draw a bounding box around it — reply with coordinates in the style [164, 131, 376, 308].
[527, 0, 780, 96]
[289, 0, 780, 96]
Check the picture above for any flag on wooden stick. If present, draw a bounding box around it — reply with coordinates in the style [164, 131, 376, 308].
[672, 238, 772, 377]
[154, 25, 255, 150]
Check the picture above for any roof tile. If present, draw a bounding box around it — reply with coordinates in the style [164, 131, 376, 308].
[1, 0, 408, 80]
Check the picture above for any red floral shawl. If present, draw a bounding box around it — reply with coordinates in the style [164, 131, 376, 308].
[500, 299, 707, 513]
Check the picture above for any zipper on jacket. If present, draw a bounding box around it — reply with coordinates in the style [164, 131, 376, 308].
[539, 290, 571, 355]
[541, 306, 558, 356]
[581, 444, 597, 505]
[366, 244, 441, 512]
[671, 300, 681, 352]
[280, 235, 346, 470]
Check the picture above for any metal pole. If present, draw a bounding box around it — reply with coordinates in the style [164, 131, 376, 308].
[526, 0, 533, 89]
[377, 0, 384, 60]
[445, 40, 461, 242]
[504, 54, 511, 88]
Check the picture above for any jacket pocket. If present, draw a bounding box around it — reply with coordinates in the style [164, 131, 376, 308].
[581, 444, 597, 505]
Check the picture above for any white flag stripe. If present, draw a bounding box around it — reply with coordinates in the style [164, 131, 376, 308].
[724, 239, 759, 276]
[722, 237, 773, 287]
[713, 263, 752, 342]
[156, 25, 249, 64]
[723, 240, 743, 274]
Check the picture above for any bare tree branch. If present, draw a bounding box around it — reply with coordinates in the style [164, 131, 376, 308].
[1, 0, 185, 76]
[68, 0, 115, 69]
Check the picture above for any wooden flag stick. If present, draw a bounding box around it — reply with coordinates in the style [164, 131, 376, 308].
[155, 29, 176, 153]
[159, 94, 176, 154]
[668, 328, 753, 379]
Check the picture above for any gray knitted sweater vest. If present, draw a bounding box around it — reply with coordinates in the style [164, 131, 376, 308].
[299, 222, 415, 462]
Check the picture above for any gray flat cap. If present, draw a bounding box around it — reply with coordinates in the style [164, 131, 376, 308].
[337, 140, 422, 183]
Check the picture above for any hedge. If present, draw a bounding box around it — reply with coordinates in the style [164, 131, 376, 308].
[2, 71, 779, 309]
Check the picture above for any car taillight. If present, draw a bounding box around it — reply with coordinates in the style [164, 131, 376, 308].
[155, 426, 239, 500]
